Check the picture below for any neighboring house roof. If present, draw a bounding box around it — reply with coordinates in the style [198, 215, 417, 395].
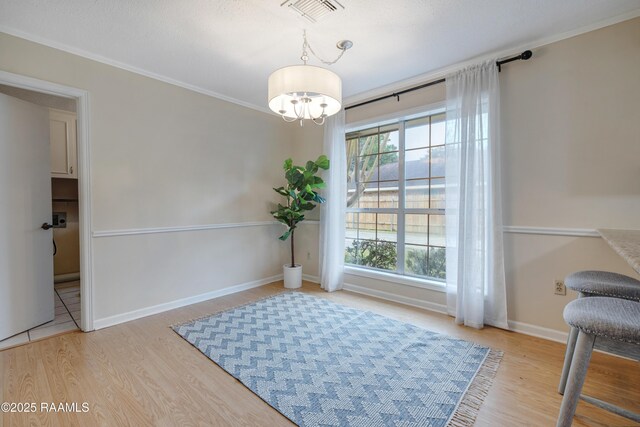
[362, 158, 445, 187]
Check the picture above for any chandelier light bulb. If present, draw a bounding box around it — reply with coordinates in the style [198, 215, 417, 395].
[267, 31, 351, 126]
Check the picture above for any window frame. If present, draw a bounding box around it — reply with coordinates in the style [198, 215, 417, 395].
[345, 109, 446, 291]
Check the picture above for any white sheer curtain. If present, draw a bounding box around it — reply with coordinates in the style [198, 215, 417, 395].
[319, 110, 346, 292]
[444, 61, 508, 329]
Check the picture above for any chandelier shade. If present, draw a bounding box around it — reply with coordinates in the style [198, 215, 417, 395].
[268, 65, 342, 121]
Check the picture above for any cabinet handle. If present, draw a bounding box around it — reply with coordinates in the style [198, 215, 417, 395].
[70, 166, 73, 174]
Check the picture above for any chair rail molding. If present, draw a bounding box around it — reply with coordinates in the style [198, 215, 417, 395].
[503, 226, 599, 238]
[92, 220, 320, 238]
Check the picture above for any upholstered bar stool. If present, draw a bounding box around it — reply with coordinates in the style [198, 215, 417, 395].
[565, 271, 640, 300]
[558, 271, 640, 393]
[557, 297, 640, 427]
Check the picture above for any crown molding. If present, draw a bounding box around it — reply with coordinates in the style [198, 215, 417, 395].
[0, 25, 273, 115]
[344, 9, 640, 107]
[2, 7, 638, 114]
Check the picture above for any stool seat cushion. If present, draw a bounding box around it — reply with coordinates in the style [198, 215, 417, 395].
[564, 297, 640, 344]
[565, 271, 640, 301]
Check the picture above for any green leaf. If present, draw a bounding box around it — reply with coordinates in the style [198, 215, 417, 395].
[273, 187, 289, 196]
[309, 176, 326, 189]
[285, 169, 295, 183]
[279, 230, 291, 241]
[298, 192, 311, 201]
[283, 158, 293, 170]
[287, 168, 304, 189]
[271, 210, 290, 223]
[316, 155, 330, 170]
[306, 161, 319, 174]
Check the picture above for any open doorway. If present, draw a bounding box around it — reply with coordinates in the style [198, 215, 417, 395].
[0, 85, 79, 348]
[0, 73, 92, 350]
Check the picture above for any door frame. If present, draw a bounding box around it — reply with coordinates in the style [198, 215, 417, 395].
[0, 70, 94, 331]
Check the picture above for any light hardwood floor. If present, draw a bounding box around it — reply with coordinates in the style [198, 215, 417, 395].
[1, 281, 638, 426]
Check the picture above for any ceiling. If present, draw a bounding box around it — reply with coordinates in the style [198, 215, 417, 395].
[1, 1, 638, 112]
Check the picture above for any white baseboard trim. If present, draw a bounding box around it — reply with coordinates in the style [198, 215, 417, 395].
[302, 274, 320, 284]
[341, 282, 573, 343]
[92, 274, 635, 361]
[93, 274, 283, 330]
[342, 282, 448, 314]
[508, 321, 638, 360]
[507, 320, 569, 344]
[339, 286, 635, 360]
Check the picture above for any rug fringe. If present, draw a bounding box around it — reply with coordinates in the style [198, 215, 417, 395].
[447, 349, 503, 427]
[169, 289, 295, 329]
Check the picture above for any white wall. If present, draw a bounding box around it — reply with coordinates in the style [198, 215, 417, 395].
[500, 18, 640, 229]
[295, 17, 640, 335]
[0, 32, 292, 325]
[1, 17, 637, 334]
[498, 17, 640, 331]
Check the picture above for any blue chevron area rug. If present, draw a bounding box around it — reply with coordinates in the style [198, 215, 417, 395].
[173, 292, 502, 427]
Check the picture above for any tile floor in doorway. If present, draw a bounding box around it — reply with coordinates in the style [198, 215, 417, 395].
[0, 281, 80, 351]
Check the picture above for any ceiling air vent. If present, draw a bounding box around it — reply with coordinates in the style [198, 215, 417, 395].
[281, 0, 345, 23]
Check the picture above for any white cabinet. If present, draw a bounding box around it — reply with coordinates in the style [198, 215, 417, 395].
[49, 109, 77, 179]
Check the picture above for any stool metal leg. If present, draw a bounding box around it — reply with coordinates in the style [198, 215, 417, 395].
[556, 331, 596, 427]
[558, 327, 579, 394]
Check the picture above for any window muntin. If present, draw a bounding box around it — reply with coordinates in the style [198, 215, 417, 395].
[345, 113, 446, 282]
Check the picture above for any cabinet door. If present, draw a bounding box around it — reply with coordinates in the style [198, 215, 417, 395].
[49, 109, 77, 179]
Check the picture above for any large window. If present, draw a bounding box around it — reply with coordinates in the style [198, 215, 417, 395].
[345, 113, 446, 282]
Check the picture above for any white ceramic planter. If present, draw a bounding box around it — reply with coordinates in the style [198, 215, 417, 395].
[283, 264, 302, 289]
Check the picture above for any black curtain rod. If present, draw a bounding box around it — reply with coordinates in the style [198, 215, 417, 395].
[344, 50, 533, 111]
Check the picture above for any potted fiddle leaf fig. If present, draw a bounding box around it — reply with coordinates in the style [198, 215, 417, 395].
[271, 155, 330, 288]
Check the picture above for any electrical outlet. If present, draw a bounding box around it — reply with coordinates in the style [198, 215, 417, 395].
[554, 279, 566, 296]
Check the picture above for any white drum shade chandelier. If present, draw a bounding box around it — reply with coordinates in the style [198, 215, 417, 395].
[268, 31, 352, 125]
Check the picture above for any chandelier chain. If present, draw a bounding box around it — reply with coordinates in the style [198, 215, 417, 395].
[302, 30, 347, 66]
